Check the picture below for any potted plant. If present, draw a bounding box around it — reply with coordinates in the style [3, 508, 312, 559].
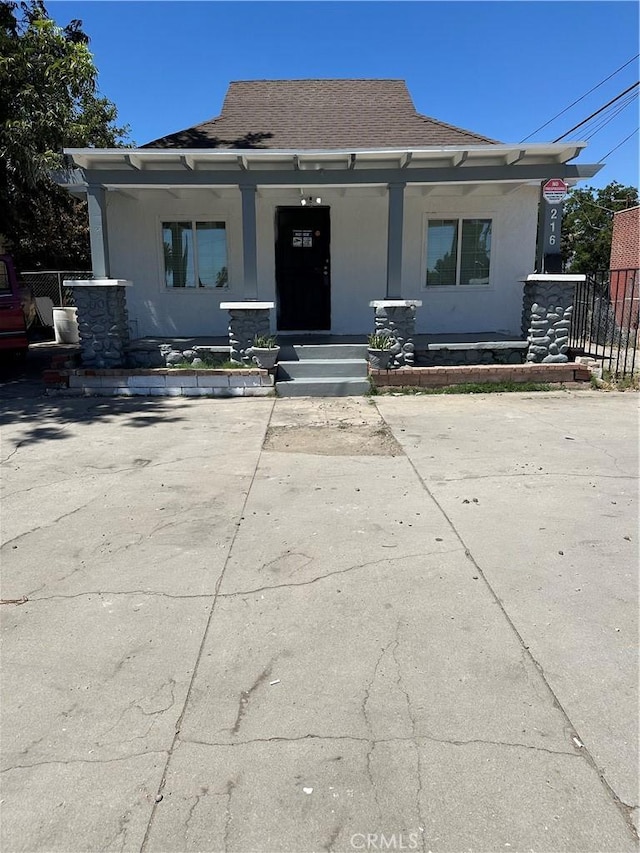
[249, 334, 280, 369]
[367, 332, 393, 369]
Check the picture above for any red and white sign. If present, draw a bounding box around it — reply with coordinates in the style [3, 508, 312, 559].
[542, 178, 568, 204]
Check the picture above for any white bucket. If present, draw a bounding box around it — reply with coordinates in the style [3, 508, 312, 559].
[53, 307, 80, 344]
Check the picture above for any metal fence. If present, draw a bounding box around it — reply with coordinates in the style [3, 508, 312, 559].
[20, 270, 91, 308]
[569, 268, 639, 378]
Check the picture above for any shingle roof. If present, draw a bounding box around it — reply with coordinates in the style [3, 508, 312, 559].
[142, 79, 499, 149]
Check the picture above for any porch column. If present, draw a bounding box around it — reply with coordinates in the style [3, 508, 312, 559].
[86, 185, 110, 278]
[522, 274, 584, 363]
[240, 184, 258, 299]
[386, 181, 406, 298]
[66, 279, 132, 368]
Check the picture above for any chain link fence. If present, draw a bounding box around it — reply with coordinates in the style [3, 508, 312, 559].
[20, 271, 91, 308]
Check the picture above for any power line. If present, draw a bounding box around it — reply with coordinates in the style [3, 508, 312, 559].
[563, 92, 635, 143]
[579, 93, 637, 141]
[519, 54, 639, 143]
[552, 81, 639, 142]
[599, 127, 639, 162]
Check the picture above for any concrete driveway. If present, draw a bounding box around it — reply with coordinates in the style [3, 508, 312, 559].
[1, 390, 637, 853]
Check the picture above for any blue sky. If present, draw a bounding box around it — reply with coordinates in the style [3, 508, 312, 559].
[50, 1, 639, 190]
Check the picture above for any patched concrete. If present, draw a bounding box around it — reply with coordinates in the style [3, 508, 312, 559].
[1, 390, 637, 852]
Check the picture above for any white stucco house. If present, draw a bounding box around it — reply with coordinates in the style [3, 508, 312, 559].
[59, 79, 600, 340]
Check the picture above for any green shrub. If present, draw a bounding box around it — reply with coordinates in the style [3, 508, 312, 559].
[367, 333, 393, 351]
[252, 334, 278, 349]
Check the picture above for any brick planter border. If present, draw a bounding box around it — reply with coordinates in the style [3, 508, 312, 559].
[369, 362, 592, 389]
[44, 368, 275, 397]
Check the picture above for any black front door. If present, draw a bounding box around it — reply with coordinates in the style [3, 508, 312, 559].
[275, 207, 330, 331]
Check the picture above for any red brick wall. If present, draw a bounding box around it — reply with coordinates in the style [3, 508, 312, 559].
[610, 207, 639, 270]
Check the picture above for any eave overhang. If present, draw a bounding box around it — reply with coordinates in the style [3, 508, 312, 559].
[56, 142, 602, 192]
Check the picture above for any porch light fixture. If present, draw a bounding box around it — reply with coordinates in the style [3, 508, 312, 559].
[300, 195, 322, 206]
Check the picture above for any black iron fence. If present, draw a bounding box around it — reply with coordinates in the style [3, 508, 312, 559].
[569, 268, 639, 378]
[20, 270, 91, 307]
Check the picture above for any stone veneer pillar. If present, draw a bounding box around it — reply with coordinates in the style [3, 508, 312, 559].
[65, 279, 132, 368]
[522, 275, 584, 364]
[369, 300, 422, 367]
[220, 302, 275, 363]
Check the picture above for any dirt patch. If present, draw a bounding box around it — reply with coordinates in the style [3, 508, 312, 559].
[263, 423, 402, 456]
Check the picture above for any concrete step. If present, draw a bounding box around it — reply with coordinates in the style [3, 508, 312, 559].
[279, 343, 368, 361]
[276, 377, 371, 398]
[277, 359, 368, 380]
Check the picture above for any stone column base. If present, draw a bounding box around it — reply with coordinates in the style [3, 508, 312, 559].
[522, 275, 584, 364]
[66, 279, 132, 368]
[369, 300, 422, 367]
[220, 301, 275, 362]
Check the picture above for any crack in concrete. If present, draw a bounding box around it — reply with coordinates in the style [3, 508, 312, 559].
[103, 804, 133, 853]
[1, 749, 168, 773]
[27, 590, 213, 603]
[391, 623, 426, 853]
[97, 711, 157, 748]
[1, 452, 217, 500]
[383, 403, 640, 845]
[518, 408, 631, 477]
[139, 397, 277, 853]
[183, 785, 209, 840]
[420, 733, 579, 757]
[361, 641, 393, 821]
[178, 732, 577, 757]
[0, 438, 27, 466]
[137, 678, 177, 717]
[218, 549, 462, 599]
[95, 679, 177, 747]
[1, 495, 100, 549]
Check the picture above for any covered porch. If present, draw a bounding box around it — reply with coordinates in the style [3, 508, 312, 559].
[59, 142, 598, 341]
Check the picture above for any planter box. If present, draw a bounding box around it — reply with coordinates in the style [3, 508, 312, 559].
[45, 368, 275, 398]
[369, 362, 592, 390]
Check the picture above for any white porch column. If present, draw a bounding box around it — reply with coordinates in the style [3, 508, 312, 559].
[240, 184, 258, 299]
[86, 184, 110, 278]
[386, 181, 406, 299]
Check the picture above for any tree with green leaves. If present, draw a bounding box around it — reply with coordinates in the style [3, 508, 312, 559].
[0, 0, 129, 269]
[562, 181, 638, 273]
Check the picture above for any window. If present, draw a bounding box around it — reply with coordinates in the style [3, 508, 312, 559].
[162, 221, 228, 288]
[425, 218, 492, 287]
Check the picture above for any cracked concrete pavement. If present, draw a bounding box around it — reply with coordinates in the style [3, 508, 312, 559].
[0, 390, 637, 852]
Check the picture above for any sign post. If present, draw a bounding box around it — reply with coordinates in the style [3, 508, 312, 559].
[536, 178, 568, 274]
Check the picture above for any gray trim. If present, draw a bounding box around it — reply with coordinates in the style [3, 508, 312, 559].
[386, 183, 405, 299]
[87, 185, 110, 277]
[240, 185, 258, 299]
[63, 163, 603, 190]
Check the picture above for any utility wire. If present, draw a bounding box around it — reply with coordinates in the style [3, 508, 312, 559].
[599, 127, 639, 162]
[584, 101, 635, 142]
[520, 54, 639, 142]
[552, 81, 639, 142]
[579, 93, 637, 141]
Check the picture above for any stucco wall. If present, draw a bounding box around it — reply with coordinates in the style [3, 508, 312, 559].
[403, 185, 538, 335]
[106, 184, 538, 338]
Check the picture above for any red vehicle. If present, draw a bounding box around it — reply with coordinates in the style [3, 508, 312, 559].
[0, 255, 36, 359]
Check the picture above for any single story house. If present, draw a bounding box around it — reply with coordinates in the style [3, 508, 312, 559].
[59, 79, 600, 340]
